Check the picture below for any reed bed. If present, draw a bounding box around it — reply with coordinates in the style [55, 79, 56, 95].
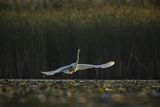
[0, 1, 160, 79]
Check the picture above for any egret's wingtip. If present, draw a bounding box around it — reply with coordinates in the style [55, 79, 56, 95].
[41, 71, 48, 75]
[111, 61, 115, 65]
[41, 71, 45, 74]
[108, 61, 115, 66]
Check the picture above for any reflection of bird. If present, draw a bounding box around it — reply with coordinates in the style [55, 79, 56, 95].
[41, 49, 115, 75]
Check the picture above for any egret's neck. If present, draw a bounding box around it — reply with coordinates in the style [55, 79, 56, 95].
[76, 49, 80, 64]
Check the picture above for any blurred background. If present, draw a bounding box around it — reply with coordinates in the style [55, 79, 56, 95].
[0, 0, 160, 79]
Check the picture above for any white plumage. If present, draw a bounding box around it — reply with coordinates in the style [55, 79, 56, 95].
[41, 49, 115, 75]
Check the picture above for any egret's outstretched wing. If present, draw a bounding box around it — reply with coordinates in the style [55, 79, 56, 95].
[77, 61, 115, 70]
[41, 63, 75, 75]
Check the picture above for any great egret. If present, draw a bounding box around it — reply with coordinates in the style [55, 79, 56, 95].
[41, 49, 115, 75]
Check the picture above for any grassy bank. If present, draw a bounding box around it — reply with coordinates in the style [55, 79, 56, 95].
[0, 2, 160, 79]
[0, 80, 160, 107]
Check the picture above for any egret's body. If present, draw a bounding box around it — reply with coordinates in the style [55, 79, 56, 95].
[41, 49, 115, 75]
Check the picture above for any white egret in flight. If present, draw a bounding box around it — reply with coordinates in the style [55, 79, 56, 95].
[41, 49, 115, 75]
